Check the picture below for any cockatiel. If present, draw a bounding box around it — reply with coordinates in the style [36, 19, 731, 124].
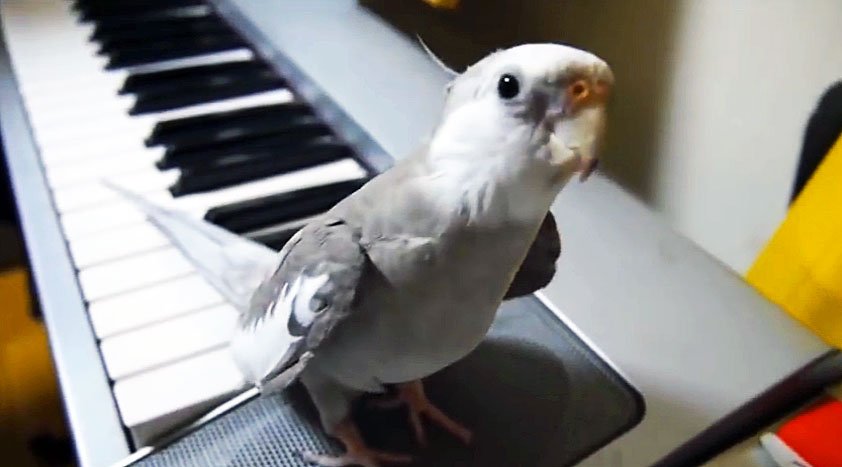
[112, 43, 612, 467]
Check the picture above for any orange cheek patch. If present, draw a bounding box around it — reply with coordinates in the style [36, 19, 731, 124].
[566, 80, 593, 114]
[568, 80, 590, 102]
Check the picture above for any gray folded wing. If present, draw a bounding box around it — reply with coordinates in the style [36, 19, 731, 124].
[230, 217, 368, 391]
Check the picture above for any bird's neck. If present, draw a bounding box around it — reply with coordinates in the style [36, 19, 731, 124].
[423, 104, 566, 227]
[424, 153, 559, 228]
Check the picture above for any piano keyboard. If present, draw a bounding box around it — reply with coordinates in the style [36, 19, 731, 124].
[1, 0, 373, 447]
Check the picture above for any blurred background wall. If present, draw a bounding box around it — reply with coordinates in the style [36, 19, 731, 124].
[364, 0, 842, 273]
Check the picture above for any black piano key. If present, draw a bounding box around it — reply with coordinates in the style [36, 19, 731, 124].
[76, 0, 204, 22]
[156, 124, 334, 170]
[157, 110, 330, 160]
[122, 63, 270, 99]
[128, 68, 282, 114]
[80, 8, 205, 25]
[105, 34, 248, 70]
[170, 142, 352, 196]
[89, 8, 214, 41]
[120, 60, 266, 95]
[149, 105, 313, 149]
[126, 65, 281, 112]
[246, 226, 303, 251]
[75, 1, 200, 14]
[147, 102, 309, 139]
[74, 0, 200, 10]
[205, 179, 367, 233]
[95, 17, 231, 55]
[159, 117, 329, 168]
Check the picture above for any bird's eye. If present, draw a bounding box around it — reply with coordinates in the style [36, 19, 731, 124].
[497, 74, 520, 99]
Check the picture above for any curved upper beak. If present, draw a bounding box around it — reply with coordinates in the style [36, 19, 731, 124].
[578, 154, 599, 181]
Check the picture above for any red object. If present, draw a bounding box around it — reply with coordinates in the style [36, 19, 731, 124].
[777, 397, 842, 467]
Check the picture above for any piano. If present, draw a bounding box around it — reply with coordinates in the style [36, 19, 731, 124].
[0, 0, 839, 466]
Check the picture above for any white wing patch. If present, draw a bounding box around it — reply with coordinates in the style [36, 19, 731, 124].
[229, 273, 328, 391]
[292, 273, 329, 328]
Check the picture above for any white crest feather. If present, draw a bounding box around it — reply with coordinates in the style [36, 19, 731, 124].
[416, 34, 459, 78]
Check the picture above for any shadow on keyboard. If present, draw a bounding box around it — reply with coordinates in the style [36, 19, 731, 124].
[137, 297, 643, 467]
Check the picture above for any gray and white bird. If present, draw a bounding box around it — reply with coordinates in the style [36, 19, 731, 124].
[112, 42, 612, 467]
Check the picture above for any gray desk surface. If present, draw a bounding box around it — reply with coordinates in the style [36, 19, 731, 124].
[221, 1, 835, 465]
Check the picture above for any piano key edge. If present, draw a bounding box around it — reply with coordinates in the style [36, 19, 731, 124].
[0, 24, 132, 467]
[209, 0, 395, 176]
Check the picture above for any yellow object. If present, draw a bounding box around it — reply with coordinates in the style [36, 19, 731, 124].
[422, 0, 460, 9]
[748, 133, 842, 348]
[0, 267, 68, 466]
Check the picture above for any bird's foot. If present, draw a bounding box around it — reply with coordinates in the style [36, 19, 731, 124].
[371, 380, 473, 446]
[302, 419, 412, 467]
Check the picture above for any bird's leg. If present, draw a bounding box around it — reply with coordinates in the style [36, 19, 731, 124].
[302, 418, 412, 467]
[371, 380, 473, 446]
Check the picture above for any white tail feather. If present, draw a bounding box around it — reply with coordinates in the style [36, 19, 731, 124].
[104, 181, 279, 313]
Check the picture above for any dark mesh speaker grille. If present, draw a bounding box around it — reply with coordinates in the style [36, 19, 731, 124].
[136, 296, 643, 466]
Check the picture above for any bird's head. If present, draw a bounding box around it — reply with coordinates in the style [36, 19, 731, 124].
[432, 43, 613, 185]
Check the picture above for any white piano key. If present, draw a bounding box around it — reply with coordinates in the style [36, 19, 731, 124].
[173, 158, 367, 213]
[5, 5, 219, 100]
[52, 169, 178, 213]
[21, 59, 280, 115]
[9, 51, 102, 76]
[8, 16, 92, 39]
[35, 116, 152, 146]
[39, 138, 159, 165]
[24, 87, 134, 115]
[30, 89, 293, 151]
[12, 52, 110, 85]
[13, 48, 102, 70]
[60, 198, 157, 239]
[0, 1, 88, 52]
[58, 158, 367, 239]
[112, 347, 246, 446]
[246, 215, 318, 238]
[124, 48, 255, 75]
[10, 62, 109, 90]
[31, 88, 294, 149]
[67, 223, 170, 268]
[77, 248, 194, 301]
[21, 69, 128, 95]
[45, 154, 161, 189]
[29, 117, 139, 150]
[24, 90, 135, 113]
[109, 168, 181, 193]
[19, 51, 250, 98]
[88, 275, 224, 338]
[152, 88, 295, 123]
[12, 41, 105, 64]
[13, 44, 104, 67]
[100, 304, 237, 380]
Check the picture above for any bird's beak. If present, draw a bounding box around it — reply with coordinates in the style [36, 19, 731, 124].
[554, 78, 611, 182]
[578, 154, 599, 182]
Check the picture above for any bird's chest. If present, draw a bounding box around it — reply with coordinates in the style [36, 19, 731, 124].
[368, 225, 536, 380]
